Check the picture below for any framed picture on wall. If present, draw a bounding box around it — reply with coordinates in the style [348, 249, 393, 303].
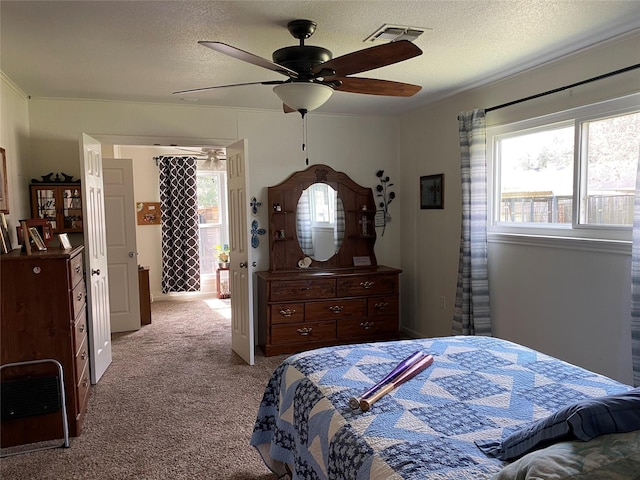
[420, 174, 444, 209]
[0, 147, 9, 214]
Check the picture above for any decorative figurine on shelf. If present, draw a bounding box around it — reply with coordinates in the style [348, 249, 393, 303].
[359, 215, 371, 236]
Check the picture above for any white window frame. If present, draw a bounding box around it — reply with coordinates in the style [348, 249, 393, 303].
[488, 92, 640, 248]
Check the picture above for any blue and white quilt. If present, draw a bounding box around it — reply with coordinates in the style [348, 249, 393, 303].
[250, 336, 632, 480]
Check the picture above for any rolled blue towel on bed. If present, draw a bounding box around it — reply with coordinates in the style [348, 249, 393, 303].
[476, 387, 640, 460]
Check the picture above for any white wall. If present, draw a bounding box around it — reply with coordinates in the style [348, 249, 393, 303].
[399, 31, 640, 384]
[24, 99, 401, 297]
[0, 73, 31, 247]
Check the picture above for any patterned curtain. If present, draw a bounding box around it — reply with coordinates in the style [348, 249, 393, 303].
[157, 156, 201, 293]
[452, 109, 492, 335]
[630, 156, 640, 386]
[296, 189, 314, 257]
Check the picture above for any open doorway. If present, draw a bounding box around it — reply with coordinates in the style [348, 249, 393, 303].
[111, 144, 229, 302]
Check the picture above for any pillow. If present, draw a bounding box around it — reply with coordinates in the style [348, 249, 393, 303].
[476, 387, 640, 460]
[491, 430, 640, 480]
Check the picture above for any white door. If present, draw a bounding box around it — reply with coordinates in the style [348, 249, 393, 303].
[80, 133, 113, 384]
[227, 139, 254, 365]
[104, 158, 140, 333]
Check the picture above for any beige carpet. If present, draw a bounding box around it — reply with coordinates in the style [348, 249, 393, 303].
[1, 298, 288, 479]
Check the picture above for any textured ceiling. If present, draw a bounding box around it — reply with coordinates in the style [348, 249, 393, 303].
[1, 1, 639, 116]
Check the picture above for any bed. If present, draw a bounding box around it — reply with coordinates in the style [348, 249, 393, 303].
[250, 336, 639, 479]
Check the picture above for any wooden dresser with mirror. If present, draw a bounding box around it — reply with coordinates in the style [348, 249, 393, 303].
[256, 164, 402, 356]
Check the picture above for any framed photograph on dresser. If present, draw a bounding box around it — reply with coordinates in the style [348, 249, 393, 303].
[59, 233, 72, 249]
[29, 227, 47, 251]
[0, 213, 11, 253]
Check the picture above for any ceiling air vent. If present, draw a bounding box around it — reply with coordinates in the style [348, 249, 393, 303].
[364, 24, 431, 43]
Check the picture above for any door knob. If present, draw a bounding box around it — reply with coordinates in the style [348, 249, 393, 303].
[128, 251, 138, 258]
[239, 262, 247, 268]
[91, 269, 101, 276]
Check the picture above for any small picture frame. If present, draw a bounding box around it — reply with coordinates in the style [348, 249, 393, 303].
[353, 256, 372, 267]
[59, 233, 72, 249]
[0, 213, 11, 254]
[29, 226, 47, 251]
[374, 210, 386, 227]
[420, 174, 444, 209]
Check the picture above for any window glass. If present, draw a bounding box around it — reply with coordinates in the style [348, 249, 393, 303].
[580, 112, 640, 226]
[197, 171, 228, 275]
[498, 124, 574, 224]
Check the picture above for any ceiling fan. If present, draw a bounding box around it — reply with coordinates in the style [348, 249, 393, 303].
[175, 147, 227, 170]
[174, 19, 423, 115]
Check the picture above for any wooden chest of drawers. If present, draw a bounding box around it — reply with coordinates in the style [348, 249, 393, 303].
[256, 266, 402, 356]
[1, 246, 90, 447]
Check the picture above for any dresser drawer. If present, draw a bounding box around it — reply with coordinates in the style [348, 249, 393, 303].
[305, 298, 366, 321]
[76, 361, 91, 414]
[270, 279, 336, 301]
[74, 309, 88, 354]
[367, 296, 399, 317]
[337, 274, 398, 297]
[337, 317, 398, 338]
[70, 253, 84, 287]
[72, 281, 86, 319]
[271, 321, 336, 344]
[75, 334, 89, 381]
[271, 303, 305, 324]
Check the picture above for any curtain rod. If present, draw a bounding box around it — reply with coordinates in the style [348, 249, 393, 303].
[486, 63, 640, 113]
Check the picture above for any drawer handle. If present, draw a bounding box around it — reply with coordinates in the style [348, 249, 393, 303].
[360, 321, 375, 330]
[300, 286, 311, 291]
[76, 292, 84, 302]
[360, 281, 375, 289]
[82, 378, 89, 388]
[374, 302, 389, 310]
[81, 350, 87, 360]
[296, 327, 313, 336]
[279, 308, 296, 317]
[328, 305, 344, 313]
[79, 324, 85, 333]
[74, 265, 82, 274]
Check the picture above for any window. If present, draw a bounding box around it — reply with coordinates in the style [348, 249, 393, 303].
[489, 93, 640, 241]
[197, 171, 228, 275]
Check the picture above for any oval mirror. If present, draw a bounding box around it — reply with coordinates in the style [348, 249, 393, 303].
[296, 183, 345, 262]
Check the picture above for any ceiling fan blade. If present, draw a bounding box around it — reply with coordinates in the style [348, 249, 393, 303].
[199, 41, 298, 78]
[314, 40, 422, 78]
[333, 77, 421, 97]
[173, 80, 284, 95]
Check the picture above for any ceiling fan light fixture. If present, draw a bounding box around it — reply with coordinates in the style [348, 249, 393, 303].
[273, 83, 333, 113]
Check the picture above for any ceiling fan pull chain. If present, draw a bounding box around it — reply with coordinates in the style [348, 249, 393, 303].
[302, 115, 309, 165]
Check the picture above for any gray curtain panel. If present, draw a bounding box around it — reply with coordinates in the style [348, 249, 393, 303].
[453, 109, 492, 336]
[631, 158, 640, 386]
[157, 156, 201, 293]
